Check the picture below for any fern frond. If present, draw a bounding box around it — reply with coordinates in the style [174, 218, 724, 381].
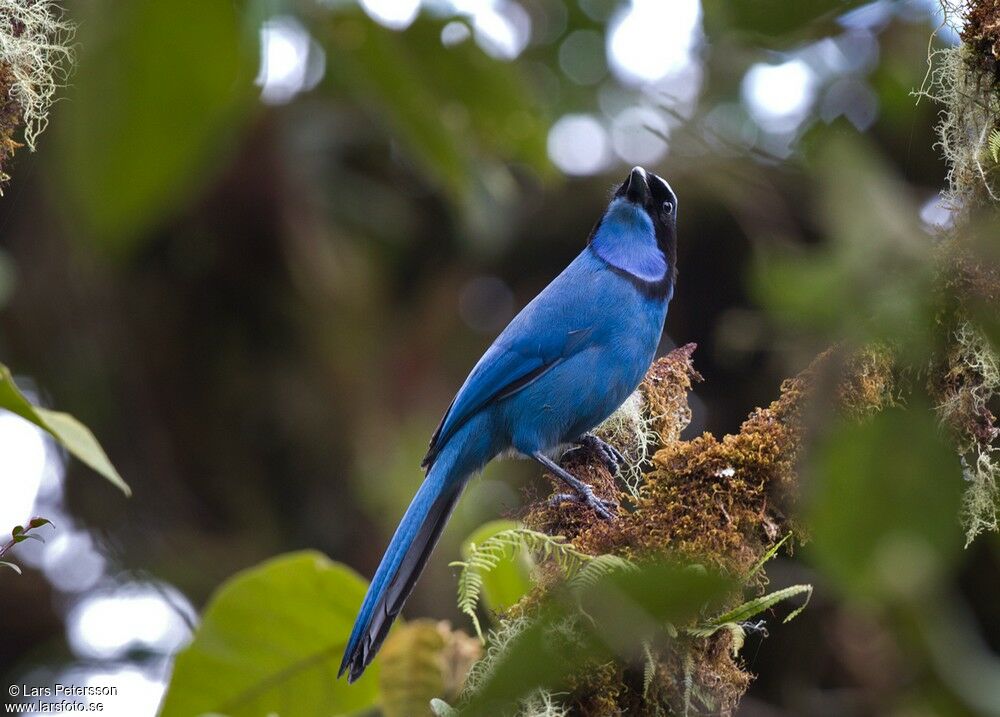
[566, 553, 636, 591]
[990, 128, 1000, 164]
[746, 532, 792, 579]
[451, 528, 593, 640]
[642, 641, 656, 699]
[689, 584, 813, 641]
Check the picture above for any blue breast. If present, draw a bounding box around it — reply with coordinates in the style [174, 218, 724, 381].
[589, 199, 668, 284]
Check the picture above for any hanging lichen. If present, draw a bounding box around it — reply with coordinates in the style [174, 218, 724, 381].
[920, 0, 1000, 543]
[0, 0, 73, 190]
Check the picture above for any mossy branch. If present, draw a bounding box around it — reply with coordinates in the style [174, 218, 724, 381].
[449, 344, 896, 716]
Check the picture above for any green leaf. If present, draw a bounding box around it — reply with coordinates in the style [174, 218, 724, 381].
[461, 520, 534, 614]
[57, 0, 258, 252]
[0, 364, 129, 495]
[806, 404, 963, 600]
[160, 551, 379, 717]
[0, 561, 22, 575]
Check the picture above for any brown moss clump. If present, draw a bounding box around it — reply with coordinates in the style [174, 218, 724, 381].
[564, 661, 624, 716]
[378, 620, 481, 717]
[0, 63, 23, 188]
[512, 344, 897, 715]
[642, 342, 703, 443]
[839, 345, 899, 418]
[962, 0, 1000, 78]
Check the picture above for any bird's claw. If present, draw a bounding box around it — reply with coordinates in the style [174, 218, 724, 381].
[549, 487, 617, 520]
[577, 434, 625, 475]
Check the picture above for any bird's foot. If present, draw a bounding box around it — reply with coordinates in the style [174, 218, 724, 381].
[533, 450, 618, 520]
[576, 433, 625, 475]
[548, 486, 618, 520]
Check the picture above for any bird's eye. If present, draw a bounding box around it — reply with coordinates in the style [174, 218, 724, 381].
[662, 201, 674, 215]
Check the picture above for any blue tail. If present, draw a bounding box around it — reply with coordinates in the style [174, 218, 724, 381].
[339, 441, 470, 682]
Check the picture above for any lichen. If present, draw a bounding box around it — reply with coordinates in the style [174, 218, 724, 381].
[594, 390, 659, 497]
[920, 0, 1000, 543]
[917, 0, 1000, 207]
[931, 319, 1000, 543]
[0, 1, 73, 189]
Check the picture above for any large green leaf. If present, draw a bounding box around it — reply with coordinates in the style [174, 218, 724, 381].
[0, 363, 129, 496]
[806, 404, 963, 601]
[160, 551, 379, 717]
[58, 0, 258, 252]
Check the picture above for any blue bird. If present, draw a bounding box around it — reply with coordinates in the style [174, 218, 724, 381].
[339, 166, 678, 682]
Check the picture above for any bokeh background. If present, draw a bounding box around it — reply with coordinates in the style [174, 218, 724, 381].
[2, 0, 998, 715]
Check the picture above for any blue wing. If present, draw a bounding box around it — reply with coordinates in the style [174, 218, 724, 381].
[422, 252, 602, 468]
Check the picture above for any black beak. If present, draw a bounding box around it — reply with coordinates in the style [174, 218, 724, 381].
[624, 166, 649, 203]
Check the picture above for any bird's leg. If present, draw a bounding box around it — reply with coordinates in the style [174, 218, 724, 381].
[533, 452, 617, 520]
[574, 433, 625, 475]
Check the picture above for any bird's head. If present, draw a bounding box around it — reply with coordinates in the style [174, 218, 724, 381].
[588, 166, 678, 293]
[612, 165, 677, 244]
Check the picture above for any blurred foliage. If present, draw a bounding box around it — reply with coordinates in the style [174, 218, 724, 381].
[378, 619, 480, 717]
[305, 7, 551, 241]
[57, 0, 259, 251]
[0, 363, 127, 494]
[754, 133, 936, 356]
[806, 403, 963, 601]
